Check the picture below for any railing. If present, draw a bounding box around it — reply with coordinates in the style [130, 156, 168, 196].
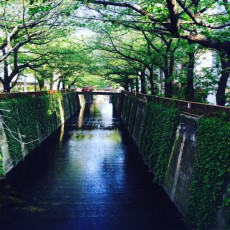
[75, 91, 120, 95]
[0, 90, 68, 100]
[123, 91, 230, 119]
[0, 89, 121, 100]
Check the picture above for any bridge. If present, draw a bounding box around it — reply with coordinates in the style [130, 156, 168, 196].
[75, 91, 120, 96]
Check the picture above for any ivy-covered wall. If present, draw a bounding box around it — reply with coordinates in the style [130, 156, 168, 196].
[113, 93, 230, 229]
[186, 116, 230, 229]
[139, 102, 180, 183]
[0, 92, 79, 177]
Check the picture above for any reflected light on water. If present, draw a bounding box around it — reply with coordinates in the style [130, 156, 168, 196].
[78, 105, 85, 128]
[59, 97, 65, 124]
[59, 124, 65, 142]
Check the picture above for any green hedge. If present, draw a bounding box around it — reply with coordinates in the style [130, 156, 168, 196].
[0, 92, 77, 174]
[186, 116, 230, 229]
[139, 102, 180, 183]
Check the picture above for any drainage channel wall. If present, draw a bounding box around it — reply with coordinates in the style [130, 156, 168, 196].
[0, 92, 80, 176]
[112, 93, 229, 229]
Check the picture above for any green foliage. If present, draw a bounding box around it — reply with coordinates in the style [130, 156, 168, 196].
[0, 100, 25, 164]
[139, 102, 180, 183]
[0, 92, 77, 169]
[186, 117, 230, 229]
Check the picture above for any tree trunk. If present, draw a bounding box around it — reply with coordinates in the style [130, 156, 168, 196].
[185, 47, 195, 101]
[57, 79, 61, 90]
[140, 71, 146, 94]
[38, 78, 45, 91]
[148, 68, 155, 95]
[62, 80, 66, 90]
[124, 78, 129, 91]
[163, 53, 173, 98]
[50, 75, 54, 90]
[3, 83, 11, 92]
[216, 52, 230, 106]
[164, 70, 173, 98]
[130, 79, 134, 91]
[3, 59, 11, 92]
[135, 78, 139, 92]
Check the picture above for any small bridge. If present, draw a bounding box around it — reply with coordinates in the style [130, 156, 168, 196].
[75, 91, 120, 104]
[75, 91, 120, 96]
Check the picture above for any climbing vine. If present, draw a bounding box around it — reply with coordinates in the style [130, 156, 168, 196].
[121, 94, 230, 228]
[0, 99, 24, 164]
[186, 116, 230, 229]
[0, 92, 77, 174]
[139, 102, 180, 183]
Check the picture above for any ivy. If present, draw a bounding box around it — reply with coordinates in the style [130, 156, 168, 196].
[0, 92, 77, 174]
[186, 117, 230, 229]
[121, 94, 230, 228]
[139, 102, 180, 183]
[0, 99, 24, 165]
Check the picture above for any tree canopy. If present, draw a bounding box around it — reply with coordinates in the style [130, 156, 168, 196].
[0, 0, 229, 105]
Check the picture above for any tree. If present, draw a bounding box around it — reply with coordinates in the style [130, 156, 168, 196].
[86, 0, 230, 105]
[0, 0, 73, 91]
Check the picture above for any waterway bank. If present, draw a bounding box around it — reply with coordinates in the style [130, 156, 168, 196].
[0, 102, 187, 230]
[113, 92, 230, 229]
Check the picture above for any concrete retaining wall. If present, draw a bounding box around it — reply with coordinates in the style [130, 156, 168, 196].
[0, 93, 80, 175]
[113, 93, 228, 229]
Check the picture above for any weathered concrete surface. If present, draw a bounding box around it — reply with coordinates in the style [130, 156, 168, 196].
[0, 94, 80, 175]
[113, 94, 228, 228]
[163, 115, 198, 214]
[131, 101, 146, 144]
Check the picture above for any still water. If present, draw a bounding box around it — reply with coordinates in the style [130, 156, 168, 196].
[0, 101, 187, 230]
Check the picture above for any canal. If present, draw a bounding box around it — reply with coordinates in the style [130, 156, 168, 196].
[0, 100, 187, 230]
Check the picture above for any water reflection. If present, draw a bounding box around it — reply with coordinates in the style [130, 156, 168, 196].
[0, 102, 187, 230]
[59, 124, 65, 142]
[77, 104, 85, 128]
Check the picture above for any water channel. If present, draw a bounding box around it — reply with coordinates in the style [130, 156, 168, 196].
[0, 99, 187, 230]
